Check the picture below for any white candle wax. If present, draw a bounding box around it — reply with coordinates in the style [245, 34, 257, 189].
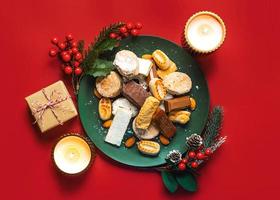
[53, 135, 92, 174]
[185, 12, 225, 52]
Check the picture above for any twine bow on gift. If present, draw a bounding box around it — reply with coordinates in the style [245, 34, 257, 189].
[31, 89, 72, 127]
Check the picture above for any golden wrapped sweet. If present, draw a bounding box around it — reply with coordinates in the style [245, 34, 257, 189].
[137, 140, 160, 156]
[149, 78, 167, 100]
[135, 96, 160, 130]
[168, 110, 191, 124]
[152, 50, 171, 70]
[157, 61, 177, 79]
[98, 98, 112, 120]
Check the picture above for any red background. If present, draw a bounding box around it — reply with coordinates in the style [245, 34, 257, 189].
[1, 0, 279, 199]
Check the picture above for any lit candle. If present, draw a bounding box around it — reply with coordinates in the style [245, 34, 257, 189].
[184, 11, 226, 53]
[52, 134, 94, 175]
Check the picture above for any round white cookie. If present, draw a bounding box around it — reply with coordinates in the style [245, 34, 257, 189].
[112, 98, 138, 117]
[96, 71, 122, 98]
[132, 118, 160, 140]
[113, 50, 139, 79]
[163, 72, 192, 95]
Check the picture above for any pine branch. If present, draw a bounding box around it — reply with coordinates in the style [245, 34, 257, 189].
[93, 22, 125, 49]
[203, 106, 224, 147]
[77, 40, 85, 53]
[81, 22, 125, 74]
[196, 136, 227, 166]
[210, 136, 227, 152]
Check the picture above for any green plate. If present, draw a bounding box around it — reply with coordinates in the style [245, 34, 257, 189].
[78, 35, 209, 167]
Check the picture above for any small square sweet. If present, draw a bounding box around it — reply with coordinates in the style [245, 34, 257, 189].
[25, 80, 78, 133]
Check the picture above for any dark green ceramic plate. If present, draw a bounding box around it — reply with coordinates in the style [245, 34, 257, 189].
[78, 35, 209, 167]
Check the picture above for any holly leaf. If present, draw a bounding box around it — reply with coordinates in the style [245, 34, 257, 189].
[85, 58, 114, 77]
[95, 38, 119, 52]
[161, 171, 178, 193]
[175, 172, 197, 192]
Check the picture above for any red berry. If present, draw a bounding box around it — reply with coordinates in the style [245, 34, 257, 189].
[62, 54, 71, 62]
[72, 47, 78, 54]
[122, 32, 129, 38]
[51, 37, 59, 44]
[130, 29, 139, 36]
[60, 51, 68, 56]
[135, 22, 142, 29]
[126, 22, 134, 29]
[191, 162, 198, 168]
[66, 33, 73, 41]
[49, 48, 57, 57]
[120, 26, 127, 33]
[57, 42, 66, 50]
[74, 67, 82, 75]
[178, 163, 186, 171]
[196, 152, 205, 160]
[109, 32, 118, 39]
[188, 151, 196, 158]
[71, 41, 78, 47]
[73, 61, 80, 68]
[68, 49, 73, 55]
[64, 66, 72, 75]
[198, 145, 204, 150]
[181, 158, 188, 164]
[75, 52, 82, 60]
[205, 148, 212, 156]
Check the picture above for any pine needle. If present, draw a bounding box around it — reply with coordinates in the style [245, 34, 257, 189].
[203, 106, 224, 147]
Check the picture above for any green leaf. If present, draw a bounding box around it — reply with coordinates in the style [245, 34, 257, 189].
[175, 172, 197, 192]
[85, 58, 114, 77]
[95, 38, 118, 52]
[161, 171, 178, 193]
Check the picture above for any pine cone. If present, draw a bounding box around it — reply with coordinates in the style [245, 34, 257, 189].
[186, 134, 203, 149]
[166, 150, 182, 164]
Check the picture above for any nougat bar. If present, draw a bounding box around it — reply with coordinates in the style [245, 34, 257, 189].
[122, 81, 151, 108]
[153, 108, 176, 138]
[164, 96, 191, 112]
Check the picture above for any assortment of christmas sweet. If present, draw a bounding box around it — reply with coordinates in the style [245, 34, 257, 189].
[25, 18, 227, 193]
[95, 49, 196, 155]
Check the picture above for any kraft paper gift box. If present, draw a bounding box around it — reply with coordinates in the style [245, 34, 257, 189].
[25, 80, 78, 133]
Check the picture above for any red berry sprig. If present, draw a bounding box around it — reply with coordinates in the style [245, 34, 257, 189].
[177, 147, 213, 170]
[49, 34, 83, 76]
[109, 22, 143, 39]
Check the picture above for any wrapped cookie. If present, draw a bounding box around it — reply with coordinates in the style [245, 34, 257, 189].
[122, 81, 151, 108]
[99, 98, 112, 120]
[96, 71, 122, 98]
[113, 50, 139, 79]
[168, 110, 191, 124]
[153, 108, 176, 138]
[157, 61, 177, 79]
[137, 140, 160, 156]
[149, 78, 167, 100]
[152, 50, 171, 70]
[164, 96, 191, 112]
[132, 118, 160, 140]
[112, 98, 138, 117]
[137, 58, 153, 77]
[163, 72, 192, 95]
[135, 96, 160, 130]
